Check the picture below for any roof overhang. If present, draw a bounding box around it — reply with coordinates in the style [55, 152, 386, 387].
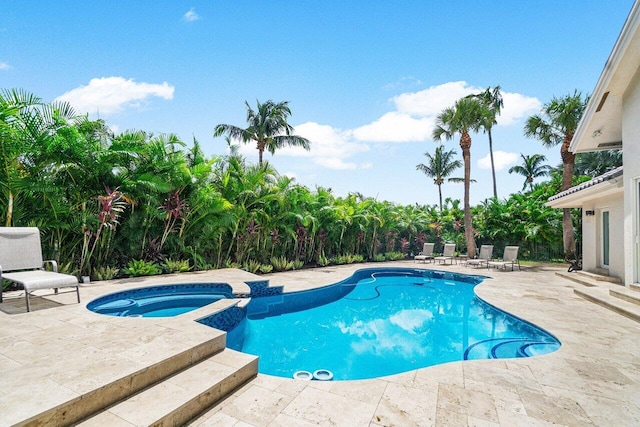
[570, 1, 640, 153]
[546, 167, 624, 208]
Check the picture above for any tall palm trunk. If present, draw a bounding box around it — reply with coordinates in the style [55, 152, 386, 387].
[460, 132, 476, 258]
[488, 130, 497, 198]
[561, 135, 576, 260]
[437, 183, 443, 212]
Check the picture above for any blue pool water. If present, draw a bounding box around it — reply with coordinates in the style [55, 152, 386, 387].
[219, 269, 560, 381]
[87, 283, 233, 317]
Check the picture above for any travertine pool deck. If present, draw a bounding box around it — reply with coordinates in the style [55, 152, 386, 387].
[1, 261, 639, 426]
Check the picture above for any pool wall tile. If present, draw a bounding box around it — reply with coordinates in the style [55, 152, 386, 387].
[245, 280, 283, 297]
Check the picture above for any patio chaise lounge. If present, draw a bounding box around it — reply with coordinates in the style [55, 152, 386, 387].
[435, 243, 456, 265]
[0, 227, 80, 312]
[465, 244, 494, 268]
[488, 246, 521, 271]
[413, 243, 435, 263]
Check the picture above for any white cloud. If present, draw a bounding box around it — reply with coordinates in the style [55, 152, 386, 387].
[392, 81, 481, 117]
[352, 112, 433, 142]
[55, 77, 174, 116]
[228, 121, 370, 170]
[183, 8, 200, 22]
[349, 81, 539, 145]
[498, 92, 541, 126]
[478, 151, 519, 171]
[0, 61, 11, 70]
[283, 122, 370, 170]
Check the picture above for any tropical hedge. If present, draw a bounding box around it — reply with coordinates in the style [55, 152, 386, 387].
[1, 89, 577, 280]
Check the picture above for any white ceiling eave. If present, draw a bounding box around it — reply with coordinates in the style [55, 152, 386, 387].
[570, 1, 640, 153]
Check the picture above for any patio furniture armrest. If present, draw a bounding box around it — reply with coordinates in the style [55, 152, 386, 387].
[43, 259, 59, 273]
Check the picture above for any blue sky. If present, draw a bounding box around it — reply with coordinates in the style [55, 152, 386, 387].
[1, 1, 634, 206]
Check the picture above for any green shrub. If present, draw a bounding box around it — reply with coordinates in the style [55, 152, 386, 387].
[224, 260, 242, 269]
[385, 252, 405, 261]
[318, 253, 330, 266]
[292, 260, 304, 270]
[164, 258, 190, 274]
[56, 261, 79, 276]
[373, 254, 386, 262]
[123, 259, 161, 277]
[259, 264, 273, 274]
[270, 256, 294, 271]
[93, 266, 120, 281]
[244, 259, 261, 274]
[332, 253, 363, 265]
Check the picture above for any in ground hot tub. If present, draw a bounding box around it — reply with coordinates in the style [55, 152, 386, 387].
[87, 283, 233, 317]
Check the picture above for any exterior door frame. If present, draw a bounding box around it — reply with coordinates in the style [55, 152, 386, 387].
[601, 209, 610, 269]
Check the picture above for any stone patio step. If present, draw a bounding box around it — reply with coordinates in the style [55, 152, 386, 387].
[610, 287, 640, 306]
[574, 287, 640, 323]
[19, 331, 227, 426]
[630, 283, 640, 293]
[555, 271, 598, 287]
[78, 348, 258, 427]
[576, 270, 622, 284]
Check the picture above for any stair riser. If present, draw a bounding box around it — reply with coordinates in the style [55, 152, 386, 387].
[154, 359, 258, 427]
[555, 272, 596, 287]
[574, 289, 640, 323]
[610, 289, 640, 306]
[577, 270, 622, 284]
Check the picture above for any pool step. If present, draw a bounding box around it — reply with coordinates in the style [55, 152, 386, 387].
[77, 348, 258, 426]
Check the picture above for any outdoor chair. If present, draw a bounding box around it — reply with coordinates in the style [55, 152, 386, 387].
[0, 227, 80, 312]
[488, 246, 521, 271]
[413, 243, 435, 263]
[465, 245, 494, 268]
[435, 243, 456, 265]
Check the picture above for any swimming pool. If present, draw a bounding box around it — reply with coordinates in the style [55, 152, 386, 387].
[87, 283, 233, 317]
[200, 268, 560, 381]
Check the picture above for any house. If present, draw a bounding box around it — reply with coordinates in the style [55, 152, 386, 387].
[546, 0, 639, 286]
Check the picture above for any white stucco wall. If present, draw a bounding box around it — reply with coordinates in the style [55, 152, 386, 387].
[622, 67, 640, 285]
[581, 192, 625, 280]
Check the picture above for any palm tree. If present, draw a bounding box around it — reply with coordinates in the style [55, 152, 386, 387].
[508, 153, 552, 191]
[523, 90, 588, 261]
[416, 145, 464, 211]
[469, 86, 503, 198]
[433, 96, 490, 258]
[574, 150, 622, 177]
[214, 100, 310, 165]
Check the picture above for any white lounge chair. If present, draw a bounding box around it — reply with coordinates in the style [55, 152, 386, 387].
[0, 227, 80, 312]
[435, 243, 456, 265]
[488, 246, 521, 271]
[465, 245, 494, 268]
[413, 243, 435, 263]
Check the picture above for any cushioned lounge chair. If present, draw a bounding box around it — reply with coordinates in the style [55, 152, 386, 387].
[465, 245, 494, 268]
[435, 243, 456, 265]
[488, 246, 520, 271]
[413, 243, 435, 263]
[0, 227, 80, 312]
